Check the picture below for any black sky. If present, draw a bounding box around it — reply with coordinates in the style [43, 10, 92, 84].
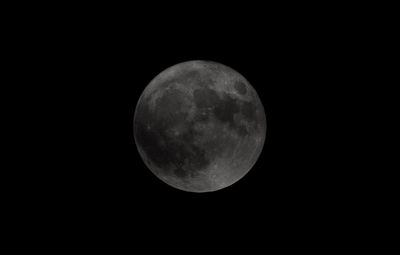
[27, 5, 366, 246]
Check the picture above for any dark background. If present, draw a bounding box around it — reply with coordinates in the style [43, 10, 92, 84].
[74, 17, 351, 229]
[16, 4, 375, 248]
[62, 21, 338, 210]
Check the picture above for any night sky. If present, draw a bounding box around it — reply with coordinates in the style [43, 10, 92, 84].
[31, 7, 361, 247]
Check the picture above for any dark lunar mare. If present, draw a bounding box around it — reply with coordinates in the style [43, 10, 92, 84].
[234, 81, 247, 95]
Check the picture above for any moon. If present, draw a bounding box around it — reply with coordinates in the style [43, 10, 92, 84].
[134, 60, 266, 192]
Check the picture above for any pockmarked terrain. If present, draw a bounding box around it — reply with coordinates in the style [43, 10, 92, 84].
[134, 61, 266, 192]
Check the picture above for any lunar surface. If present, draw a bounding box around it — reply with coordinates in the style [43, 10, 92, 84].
[134, 60, 266, 192]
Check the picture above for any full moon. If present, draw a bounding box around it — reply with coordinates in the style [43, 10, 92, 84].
[134, 60, 266, 192]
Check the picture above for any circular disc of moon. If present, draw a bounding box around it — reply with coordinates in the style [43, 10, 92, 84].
[134, 60, 266, 192]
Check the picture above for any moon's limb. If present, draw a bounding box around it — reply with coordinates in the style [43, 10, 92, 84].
[134, 60, 266, 192]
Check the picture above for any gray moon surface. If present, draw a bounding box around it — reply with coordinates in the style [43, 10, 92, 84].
[134, 60, 266, 192]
